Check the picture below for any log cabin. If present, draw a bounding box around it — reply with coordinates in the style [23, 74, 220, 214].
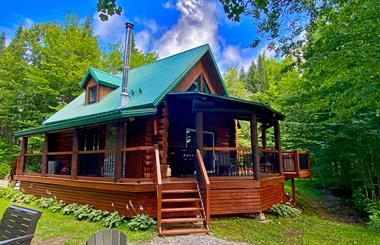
[13, 23, 311, 235]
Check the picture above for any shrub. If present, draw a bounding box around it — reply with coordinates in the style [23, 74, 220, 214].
[73, 204, 93, 220]
[103, 211, 125, 228]
[88, 209, 109, 222]
[269, 204, 301, 218]
[62, 203, 81, 215]
[48, 200, 66, 212]
[368, 206, 380, 231]
[38, 197, 57, 208]
[127, 214, 156, 231]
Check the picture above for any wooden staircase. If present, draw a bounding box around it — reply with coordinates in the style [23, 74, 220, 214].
[153, 148, 210, 236]
[158, 179, 209, 235]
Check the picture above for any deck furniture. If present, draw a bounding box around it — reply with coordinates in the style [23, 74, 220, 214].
[0, 205, 41, 245]
[86, 229, 127, 245]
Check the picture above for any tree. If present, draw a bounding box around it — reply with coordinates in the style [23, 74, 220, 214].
[223, 66, 251, 147]
[0, 15, 158, 175]
[0, 32, 5, 54]
[295, 0, 380, 201]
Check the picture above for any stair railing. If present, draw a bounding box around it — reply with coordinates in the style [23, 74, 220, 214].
[153, 147, 162, 232]
[195, 149, 210, 229]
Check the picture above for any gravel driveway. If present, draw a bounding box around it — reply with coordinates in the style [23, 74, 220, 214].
[135, 234, 249, 245]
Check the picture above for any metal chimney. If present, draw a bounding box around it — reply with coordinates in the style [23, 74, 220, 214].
[120, 22, 134, 107]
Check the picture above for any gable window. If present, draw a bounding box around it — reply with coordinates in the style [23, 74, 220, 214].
[187, 74, 212, 94]
[88, 85, 97, 104]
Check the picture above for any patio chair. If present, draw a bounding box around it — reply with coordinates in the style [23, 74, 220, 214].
[0, 205, 42, 245]
[86, 229, 127, 245]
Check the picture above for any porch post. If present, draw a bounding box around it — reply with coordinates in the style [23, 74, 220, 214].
[274, 121, 283, 175]
[41, 134, 48, 177]
[261, 126, 267, 149]
[114, 121, 124, 182]
[71, 129, 79, 179]
[250, 114, 260, 180]
[18, 137, 28, 174]
[196, 111, 203, 154]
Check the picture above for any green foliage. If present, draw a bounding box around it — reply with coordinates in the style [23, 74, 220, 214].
[103, 211, 125, 228]
[73, 204, 93, 220]
[63, 203, 81, 215]
[38, 197, 57, 209]
[0, 140, 19, 179]
[368, 207, 380, 231]
[0, 15, 158, 173]
[97, 0, 122, 21]
[0, 188, 128, 229]
[269, 204, 301, 218]
[88, 209, 109, 222]
[127, 214, 156, 231]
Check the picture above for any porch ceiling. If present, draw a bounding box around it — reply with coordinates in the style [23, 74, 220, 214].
[167, 92, 285, 124]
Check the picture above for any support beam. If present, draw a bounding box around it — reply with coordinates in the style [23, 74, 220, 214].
[250, 114, 260, 180]
[41, 134, 48, 177]
[18, 137, 28, 174]
[291, 178, 296, 206]
[261, 126, 267, 149]
[114, 121, 124, 182]
[196, 111, 204, 154]
[71, 129, 79, 179]
[274, 121, 283, 175]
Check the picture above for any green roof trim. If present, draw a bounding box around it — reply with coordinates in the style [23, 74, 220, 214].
[15, 106, 157, 137]
[80, 67, 121, 89]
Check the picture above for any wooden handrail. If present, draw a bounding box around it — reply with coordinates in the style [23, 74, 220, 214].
[196, 149, 210, 229]
[153, 147, 162, 232]
[203, 146, 279, 153]
[24, 153, 43, 157]
[121, 146, 154, 152]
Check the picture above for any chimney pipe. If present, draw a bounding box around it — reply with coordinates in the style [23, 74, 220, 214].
[120, 22, 134, 107]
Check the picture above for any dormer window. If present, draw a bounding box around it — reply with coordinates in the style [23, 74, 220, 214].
[88, 85, 98, 104]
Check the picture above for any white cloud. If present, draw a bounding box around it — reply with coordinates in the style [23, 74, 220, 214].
[162, 1, 176, 9]
[23, 18, 34, 29]
[93, 12, 127, 42]
[156, 0, 219, 58]
[134, 30, 151, 51]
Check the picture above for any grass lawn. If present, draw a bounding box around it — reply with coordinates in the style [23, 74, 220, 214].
[211, 179, 380, 245]
[0, 198, 155, 244]
[1, 180, 379, 244]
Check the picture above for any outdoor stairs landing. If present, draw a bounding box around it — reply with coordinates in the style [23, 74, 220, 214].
[159, 178, 209, 236]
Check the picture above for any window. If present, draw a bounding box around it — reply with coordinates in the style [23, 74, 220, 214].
[187, 74, 211, 94]
[88, 85, 97, 104]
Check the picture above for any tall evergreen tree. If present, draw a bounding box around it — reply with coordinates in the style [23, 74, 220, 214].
[0, 32, 5, 54]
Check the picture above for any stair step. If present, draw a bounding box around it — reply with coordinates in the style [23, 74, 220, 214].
[162, 198, 200, 203]
[161, 217, 205, 224]
[160, 227, 208, 236]
[162, 207, 202, 213]
[162, 189, 198, 194]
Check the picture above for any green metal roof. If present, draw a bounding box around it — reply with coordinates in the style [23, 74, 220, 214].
[80, 67, 120, 89]
[16, 44, 229, 136]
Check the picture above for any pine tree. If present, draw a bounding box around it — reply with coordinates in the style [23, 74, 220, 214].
[0, 32, 5, 53]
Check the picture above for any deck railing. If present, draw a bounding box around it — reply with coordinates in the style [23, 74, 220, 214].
[152, 147, 162, 232]
[202, 147, 281, 177]
[282, 150, 311, 175]
[195, 149, 210, 229]
[18, 146, 155, 180]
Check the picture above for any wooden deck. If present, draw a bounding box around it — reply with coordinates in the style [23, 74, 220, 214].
[14, 174, 284, 217]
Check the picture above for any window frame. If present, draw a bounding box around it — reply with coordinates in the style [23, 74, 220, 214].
[87, 85, 98, 104]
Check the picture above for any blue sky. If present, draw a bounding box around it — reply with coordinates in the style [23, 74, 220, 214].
[0, 0, 273, 71]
